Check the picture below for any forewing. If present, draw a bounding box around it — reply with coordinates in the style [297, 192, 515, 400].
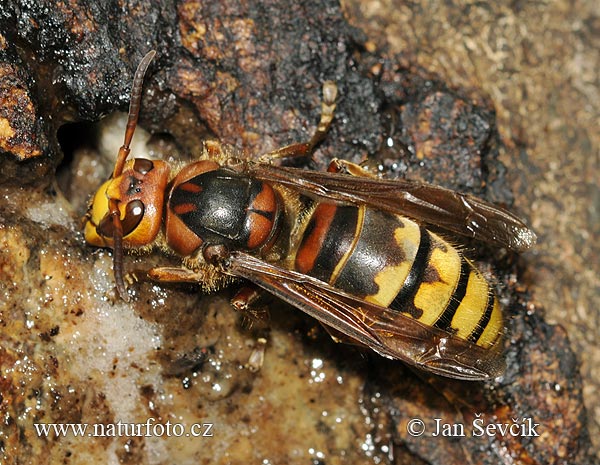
[249, 163, 536, 252]
[226, 252, 505, 380]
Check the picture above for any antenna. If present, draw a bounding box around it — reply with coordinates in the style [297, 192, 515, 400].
[109, 50, 156, 301]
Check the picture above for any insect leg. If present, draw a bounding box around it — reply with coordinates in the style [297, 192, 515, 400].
[245, 337, 268, 372]
[231, 285, 271, 324]
[258, 81, 337, 163]
[146, 266, 209, 283]
[326, 158, 379, 178]
[232, 286, 270, 372]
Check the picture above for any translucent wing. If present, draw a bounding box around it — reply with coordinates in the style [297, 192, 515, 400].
[226, 252, 505, 381]
[248, 163, 536, 252]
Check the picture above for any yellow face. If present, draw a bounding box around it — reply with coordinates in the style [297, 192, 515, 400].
[84, 158, 171, 248]
[84, 178, 115, 246]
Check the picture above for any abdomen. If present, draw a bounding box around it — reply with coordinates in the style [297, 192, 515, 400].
[292, 202, 503, 349]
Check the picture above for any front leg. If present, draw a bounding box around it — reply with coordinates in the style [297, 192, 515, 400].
[146, 266, 208, 283]
[141, 245, 233, 286]
[139, 261, 232, 294]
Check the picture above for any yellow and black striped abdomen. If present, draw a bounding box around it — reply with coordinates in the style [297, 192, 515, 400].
[293, 202, 503, 349]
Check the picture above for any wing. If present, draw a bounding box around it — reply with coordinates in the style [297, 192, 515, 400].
[248, 163, 536, 252]
[226, 252, 505, 381]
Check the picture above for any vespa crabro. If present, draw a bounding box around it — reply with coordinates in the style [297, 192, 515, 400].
[84, 51, 536, 380]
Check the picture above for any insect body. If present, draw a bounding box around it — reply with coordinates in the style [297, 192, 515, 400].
[84, 52, 536, 380]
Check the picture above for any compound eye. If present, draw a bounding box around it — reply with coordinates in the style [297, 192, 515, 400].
[133, 159, 154, 175]
[121, 200, 145, 235]
[96, 200, 145, 238]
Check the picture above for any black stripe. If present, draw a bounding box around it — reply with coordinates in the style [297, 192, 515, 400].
[432, 259, 470, 331]
[305, 205, 359, 283]
[468, 292, 494, 343]
[390, 227, 431, 311]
